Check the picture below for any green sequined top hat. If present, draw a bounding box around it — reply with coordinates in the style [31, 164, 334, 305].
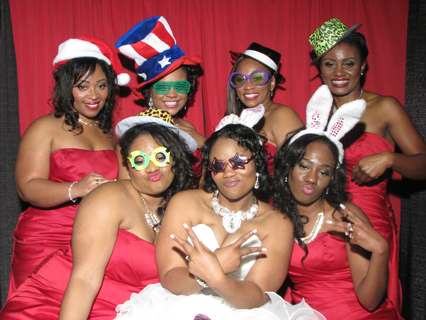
[309, 18, 362, 66]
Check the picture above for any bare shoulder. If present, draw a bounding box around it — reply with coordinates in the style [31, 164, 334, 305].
[268, 103, 301, 119]
[166, 189, 210, 212]
[366, 92, 404, 115]
[175, 118, 195, 129]
[80, 180, 130, 207]
[258, 201, 294, 232]
[22, 113, 62, 137]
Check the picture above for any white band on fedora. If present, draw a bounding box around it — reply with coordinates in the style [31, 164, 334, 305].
[244, 49, 278, 71]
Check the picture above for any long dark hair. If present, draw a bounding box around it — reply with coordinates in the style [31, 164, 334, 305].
[53, 57, 117, 134]
[226, 56, 278, 116]
[273, 131, 349, 257]
[201, 124, 270, 202]
[120, 122, 197, 217]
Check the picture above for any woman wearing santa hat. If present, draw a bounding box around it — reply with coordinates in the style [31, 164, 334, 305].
[8, 36, 130, 297]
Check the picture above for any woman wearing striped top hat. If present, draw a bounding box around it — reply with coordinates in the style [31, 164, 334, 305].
[309, 17, 426, 313]
[226, 42, 304, 174]
[7, 36, 130, 297]
[115, 16, 204, 180]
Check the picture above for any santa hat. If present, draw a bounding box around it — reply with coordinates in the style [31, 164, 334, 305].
[53, 36, 130, 86]
[115, 16, 201, 98]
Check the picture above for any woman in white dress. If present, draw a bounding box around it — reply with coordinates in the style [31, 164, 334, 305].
[115, 107, 325, 320]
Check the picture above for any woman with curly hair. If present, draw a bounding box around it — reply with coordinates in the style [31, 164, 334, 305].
[1, 112, 197, 319]
[8, 36, 130, 296]
[273, 86, 400, 319]
[113, 109, 324, 320]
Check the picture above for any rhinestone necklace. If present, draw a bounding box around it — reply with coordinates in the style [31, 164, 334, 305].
[332, 88, 364, 114]
[211, 190, 258, 233]
[79, 119, 99, 127]
[139, 194, 161, 233]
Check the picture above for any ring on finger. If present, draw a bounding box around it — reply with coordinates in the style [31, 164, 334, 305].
[95, 179, 99, 185]
[185, 255, 189, 261]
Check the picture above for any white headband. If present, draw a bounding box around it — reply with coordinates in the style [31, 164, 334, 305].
[289, 85, 366, 167]
[243, 49, 278, 71]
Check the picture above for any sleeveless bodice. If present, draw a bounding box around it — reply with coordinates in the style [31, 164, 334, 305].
[264, 141, 278, 176]
[114, 225, 325, 320]
[343, 132, 401, 312]
[344, 132, 394, 224]
[8, 148, 118, 296]
[289, 232, 400, 319]
[1, 230, 158, 319]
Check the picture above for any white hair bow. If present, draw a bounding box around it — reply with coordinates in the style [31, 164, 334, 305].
[215, 104, 265, 132]
[289, 85, 366, 166]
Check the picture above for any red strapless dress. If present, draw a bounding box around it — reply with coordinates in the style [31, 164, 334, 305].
[344, 132, 401, 312]
[0, 230, 159, 319]
[264, 141, 277, 177]
[8, 149, 118, 297]
[289, 233, 401, 319]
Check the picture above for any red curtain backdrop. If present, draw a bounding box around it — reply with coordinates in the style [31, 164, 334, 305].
[10, 0, 408, 225]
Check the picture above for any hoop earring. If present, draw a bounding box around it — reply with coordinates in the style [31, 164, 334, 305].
[148, 96, 154, 109]
[254, 173, 260, 189]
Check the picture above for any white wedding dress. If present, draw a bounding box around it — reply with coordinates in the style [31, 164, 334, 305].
[114, 224, 325, 320]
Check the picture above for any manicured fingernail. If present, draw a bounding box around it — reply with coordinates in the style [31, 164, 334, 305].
[339, 204, 346, 209]
[170, 234, 175, 239]
[326, 220, 333, 224]
[183, 223, 189, 228]
[253, 229, 257, 233]
[261, 248, 267, 252]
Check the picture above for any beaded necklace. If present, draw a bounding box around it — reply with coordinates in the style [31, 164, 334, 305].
[139, 194, 161, 233]
[211, 190, 258, 234]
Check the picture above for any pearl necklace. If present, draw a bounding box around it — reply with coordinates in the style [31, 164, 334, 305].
[139, 194, 161, 233]
[299, 212, 324, 244]
[211, 190, 258, 233]
[78, 119, 99, 127]
[332, 88, 364, 114]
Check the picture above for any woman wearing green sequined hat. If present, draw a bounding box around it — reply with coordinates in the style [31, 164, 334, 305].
[310, 17, 426, 314]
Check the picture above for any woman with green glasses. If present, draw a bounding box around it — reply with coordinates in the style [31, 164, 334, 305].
[226, 42, 304, 174]
[115, 17, 205, 173]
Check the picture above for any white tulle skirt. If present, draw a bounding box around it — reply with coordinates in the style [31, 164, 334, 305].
[114, 283, 326, 320]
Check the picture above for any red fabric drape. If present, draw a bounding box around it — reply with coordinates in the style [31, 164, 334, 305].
[9, 0, 407, 229]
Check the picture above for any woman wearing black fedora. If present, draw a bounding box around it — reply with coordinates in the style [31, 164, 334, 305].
[309, 17, 426, 313]
[226, 42, 303, 174]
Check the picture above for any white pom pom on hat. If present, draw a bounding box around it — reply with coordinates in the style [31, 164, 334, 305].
[53, 35, 130, 86]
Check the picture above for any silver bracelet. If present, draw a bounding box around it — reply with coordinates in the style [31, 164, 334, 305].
[68, 181, 77, 203]
[194, 276, 209, 288]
